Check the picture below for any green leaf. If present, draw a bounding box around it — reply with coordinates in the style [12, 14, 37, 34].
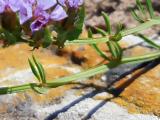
[65, 37, 109, 45]
[55, 6, 85, 47]
[88, 29, 110, 61]
[112, 41, 123, 60]
[138, 34, 160, 49]
[131, 10, 144, 23]
[42, 27, 52, 48]
[110, 33, 122, 42]
[39, 63, 46, 83]
[88, 28, 93, 38]
[31, 86, 48, 94]
[3, 29, 18, 45]
[115, 23, 123, 34]
[107, 41, 122, 61]
[121, 19, 160, 36]
[107, 41, 116, 58]
[28, 59, 41, 82]
[101, 12, 111, 34]
[122, 51, 160, 64]
[146, 0, 154, 18]
[94, 27, 107, 36]
[136, 0, 145, 14]
[32, 55, 46, 83]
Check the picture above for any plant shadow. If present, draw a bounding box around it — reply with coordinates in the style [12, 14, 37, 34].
[45, 58, 160, 120]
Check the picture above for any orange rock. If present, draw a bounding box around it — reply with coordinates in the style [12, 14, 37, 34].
[112, 59, 160, 116]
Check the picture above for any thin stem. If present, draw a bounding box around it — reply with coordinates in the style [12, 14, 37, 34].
[64, 18, 160, 45]
[122, 51, 160, 64]
[1, 51, 160, 95]
[47, 65, 109, 87]
[0, 84, 36, 94]
[65, 37, 109, 45]
[121, 19, 160, 36]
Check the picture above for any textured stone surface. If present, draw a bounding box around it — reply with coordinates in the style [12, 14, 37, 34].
[0, 35, 160, 119]
[113, 64, 160, 116]
[0, 0, 160, 119]
[85, 0, 160, 35]
[0, 44, 81, 117]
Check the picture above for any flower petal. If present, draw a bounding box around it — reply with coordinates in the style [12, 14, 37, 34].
[37, 0, 57, 10]
[30, 17, 49, 32]
[50, 5, 68, 21]
[8, 0, 21, 12]
[0, 0, 5, 13]
[68, 0, 83, 8]
[19, 2, 33, 24]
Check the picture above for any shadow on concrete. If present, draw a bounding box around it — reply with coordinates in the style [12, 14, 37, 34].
[82, 97, 113, 120]
[45, 90, 103, 120]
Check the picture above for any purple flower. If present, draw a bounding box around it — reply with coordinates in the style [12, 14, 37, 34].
[50, 5, 68, 21]
[19, 1, 33, 24]
[31, 7, 50, 32]
[58, 0, 84, 8]
[0, 0, 5, 13]
[68, 0, 83, 8]
[58, 0, 66, 6]
[37, 0, 57, 10]
[26, 0, 36, 4]
[30, 16, 49, 32]
[0, 0, 20, 13]
[0, 0, 83, 33]
[31, 0, 67, 32]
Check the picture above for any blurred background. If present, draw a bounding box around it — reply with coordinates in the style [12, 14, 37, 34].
[85, 0, 160, 35]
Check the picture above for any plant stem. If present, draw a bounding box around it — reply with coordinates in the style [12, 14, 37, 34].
[65, 37, 109, 45]
[121, 19, 160, 36]
[65, 18, 160, 45]
[0, 51, 160, 95]
[0, 84, 35, 94]
[122, 51, 160, 64]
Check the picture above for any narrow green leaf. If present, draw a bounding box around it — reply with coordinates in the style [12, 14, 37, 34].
[39, 63, 46, 83]
[107, 41, 117, 58]
[88, 29, 110, 61]
[94, 27, 107, 36]
[138, 34, 160, 49]
[101, 12, 111, 34]
[146, 0, 154, 18]
[116, 23, 123, 34]
[65, 37, 109, 45]
[131, 10, 144, 23]
[121, 19, 160, 36]
[111, 33, 123, 42]
[93, 44, 110, 61]
[136, 0, 145, 14]
[28, 59, 41, 82]
[31, 86, 48, 94]
[88, 28, 93, 38]
[112, 41, 123, 60]
[32, 55, 46, 83]
[107, 41, 122, 60]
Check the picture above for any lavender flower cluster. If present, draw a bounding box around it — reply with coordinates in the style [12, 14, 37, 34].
[0, 0, 83, 32]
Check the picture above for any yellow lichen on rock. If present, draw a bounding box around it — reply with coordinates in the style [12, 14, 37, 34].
[0, 43, 81, 112]
[113, 65, 160, 116]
